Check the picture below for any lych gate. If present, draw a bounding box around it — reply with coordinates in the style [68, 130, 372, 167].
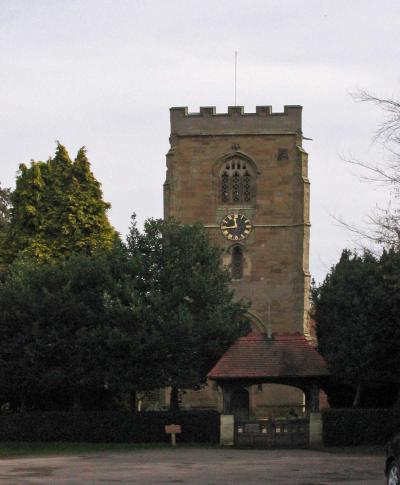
[229, 388, 250, 420]
[220, 378, 321, 416]
[208, 331, 329, 448]
[234, 417, 310, 448]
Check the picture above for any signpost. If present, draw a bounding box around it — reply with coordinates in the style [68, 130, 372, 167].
[165, 424, 181, 446]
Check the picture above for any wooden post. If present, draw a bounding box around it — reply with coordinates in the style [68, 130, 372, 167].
[220, 415, 235, 446]
[165, 424, 181, 447]
[309, 412, 323, 448]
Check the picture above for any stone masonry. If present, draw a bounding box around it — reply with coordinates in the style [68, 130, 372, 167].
[161, 105, 311, 416]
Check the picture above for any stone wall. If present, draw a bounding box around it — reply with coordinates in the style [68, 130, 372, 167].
[163, 106, 311, 415]
[164, 107, 310, 335]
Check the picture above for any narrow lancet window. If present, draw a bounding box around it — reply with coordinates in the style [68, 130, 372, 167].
[232, 246, 244, 280]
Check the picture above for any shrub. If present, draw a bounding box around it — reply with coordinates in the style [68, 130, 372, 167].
[0, 410, 220, 443]
[322, 408, 400, 446]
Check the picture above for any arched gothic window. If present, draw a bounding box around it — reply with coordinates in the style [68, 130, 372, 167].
[220, 158, 253, 204]
[231, 245, 244, 280]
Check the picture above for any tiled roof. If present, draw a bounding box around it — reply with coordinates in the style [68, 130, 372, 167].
[208, 331, 329, 379]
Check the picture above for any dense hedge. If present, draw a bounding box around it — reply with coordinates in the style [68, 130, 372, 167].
[0, 410, 220, 443]
[322, 408, 400, 446]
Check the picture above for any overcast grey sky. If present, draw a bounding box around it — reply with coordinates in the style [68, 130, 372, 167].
[1, 0, 399, 282]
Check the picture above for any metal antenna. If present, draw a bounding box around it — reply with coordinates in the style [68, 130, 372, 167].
[234, 51, 238, 106]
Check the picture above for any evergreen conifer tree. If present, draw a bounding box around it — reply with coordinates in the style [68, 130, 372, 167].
[2, 143, 117, 263]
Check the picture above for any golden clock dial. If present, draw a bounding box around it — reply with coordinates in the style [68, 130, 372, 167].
[220, 213, 252, 241]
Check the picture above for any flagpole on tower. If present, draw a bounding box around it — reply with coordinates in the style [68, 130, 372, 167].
[234, 51, 238, 106]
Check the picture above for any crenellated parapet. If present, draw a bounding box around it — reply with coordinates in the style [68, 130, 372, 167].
[170, 105, 302, 136]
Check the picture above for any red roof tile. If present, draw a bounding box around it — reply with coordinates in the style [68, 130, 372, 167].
[208, 331, 329, 379]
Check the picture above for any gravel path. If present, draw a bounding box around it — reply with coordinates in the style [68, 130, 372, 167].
[0, 447, 386, 484]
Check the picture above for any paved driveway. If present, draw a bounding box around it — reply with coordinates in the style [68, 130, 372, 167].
[0, 448, 385, 484]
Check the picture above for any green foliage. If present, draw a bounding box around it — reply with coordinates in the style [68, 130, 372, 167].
[0, 183, 11, 272]
[2, 143, 116, 264]
[376, 249, 400, 388]
[313, 250, 382, 387]
[313, 249, 400, 406]
[127, 216, 250, 394]
[0, 182, 11, 234]
[0, 247, 145, 409]
[0, 216, 249, 411]
[322, 408, 400, 446]
[0, 410, 220, 443]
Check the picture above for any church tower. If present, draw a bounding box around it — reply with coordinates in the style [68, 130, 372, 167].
[164, 105, 311, 337]
[163, 105, 311, 416]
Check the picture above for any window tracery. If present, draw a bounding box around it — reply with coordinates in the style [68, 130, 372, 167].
[221, 172, 229, 202]
[232, 172, 240, 202]
[219, 158, 253, 204]
[243, 173, 251, 202]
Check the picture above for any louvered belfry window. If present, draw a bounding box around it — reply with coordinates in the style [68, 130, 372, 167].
[232, 172, 240, 202]
[243, 173, 251, 202]
[220, 158, 252, 204]
[221, 172, 229, 202]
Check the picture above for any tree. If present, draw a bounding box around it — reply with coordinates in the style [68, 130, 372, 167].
[0, 217, 250, 412]
[2, 143, 117, 264]
[0, 182, 11, 234]
[127, 216, 250, 410]
[343, 91, 400, 249]
[0, 182, 11, 272]
[312, 249, 400, 407]
[375, 248, 400, 403]
[324, 92, 400, 407]
[0, 247, 146, 411]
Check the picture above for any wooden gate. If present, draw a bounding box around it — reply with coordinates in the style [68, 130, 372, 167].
[235, 418, 309, 448]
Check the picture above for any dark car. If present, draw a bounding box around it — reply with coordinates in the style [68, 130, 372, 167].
[386, 433, 400, 485]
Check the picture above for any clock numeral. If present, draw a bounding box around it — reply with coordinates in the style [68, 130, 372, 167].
[221, 213, 252, 240]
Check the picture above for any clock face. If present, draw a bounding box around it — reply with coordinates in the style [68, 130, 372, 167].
[220, 214, 252, 241]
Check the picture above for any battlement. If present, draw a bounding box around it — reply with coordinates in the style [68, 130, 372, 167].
[170, 105, 302, 136]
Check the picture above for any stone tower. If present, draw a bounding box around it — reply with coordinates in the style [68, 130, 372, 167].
[164, 105, 310, 334]
[163, 105, 311, 415]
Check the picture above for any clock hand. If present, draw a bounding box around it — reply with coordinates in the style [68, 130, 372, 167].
[221, 215, 238, 230]
[222, 220, 237, 230]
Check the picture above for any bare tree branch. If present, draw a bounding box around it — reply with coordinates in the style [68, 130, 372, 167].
[338, 90, 400, 250]
[352, 90, 400, 146]
[333, 207, 400, 253]
[344, 156, 400, 186]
